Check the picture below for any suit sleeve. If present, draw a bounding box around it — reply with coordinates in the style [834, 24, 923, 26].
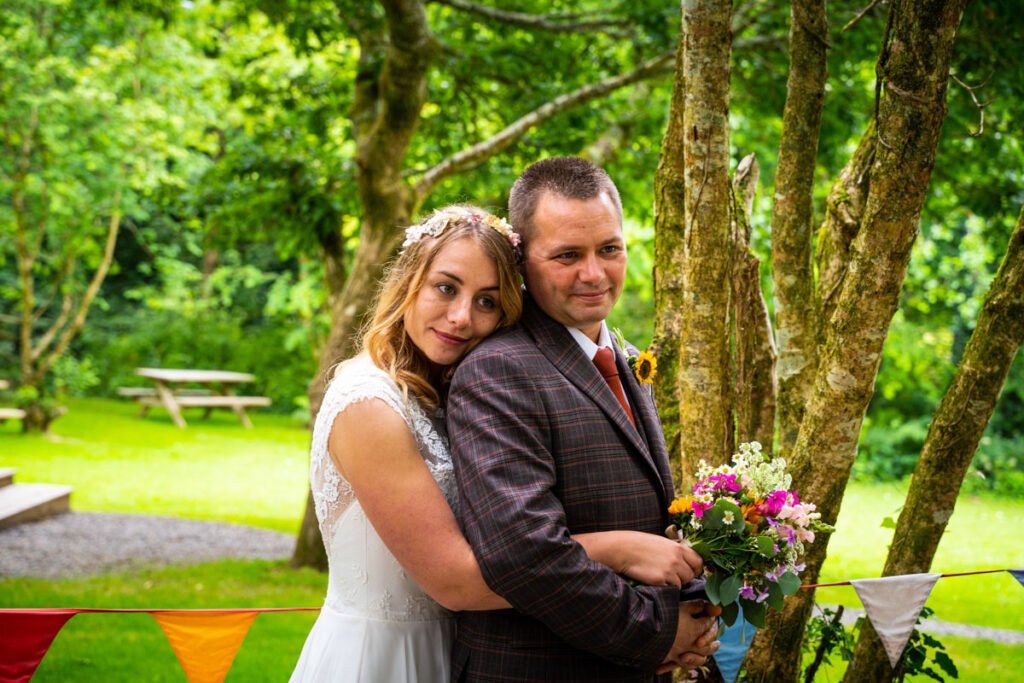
[448, 349, 679, 670]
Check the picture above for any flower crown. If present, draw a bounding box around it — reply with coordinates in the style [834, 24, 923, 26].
[401, 208, 521, 252]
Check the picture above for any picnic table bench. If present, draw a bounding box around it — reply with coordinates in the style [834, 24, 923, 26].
[0, 380, 26, 424]
[125, 368, 271, 428]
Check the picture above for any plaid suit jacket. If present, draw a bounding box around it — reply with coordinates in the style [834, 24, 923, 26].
[447, 294, 697, 682]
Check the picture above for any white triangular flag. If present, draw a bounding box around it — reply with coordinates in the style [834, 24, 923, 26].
[851, 573, 940, 668]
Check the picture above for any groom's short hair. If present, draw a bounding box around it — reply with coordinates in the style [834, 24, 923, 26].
[508, 157, 623, 251]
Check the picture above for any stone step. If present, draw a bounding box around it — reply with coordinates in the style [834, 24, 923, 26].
[0, 467, 14, 488]
[0, 483, 73, 530]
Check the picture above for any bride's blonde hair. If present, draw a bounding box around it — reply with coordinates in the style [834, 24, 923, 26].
[361, 205, 522, 410]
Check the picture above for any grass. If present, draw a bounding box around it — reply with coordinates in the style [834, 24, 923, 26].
[2, 397, 1023, 680]
[801, 636, 1024, 683]
[0, 397, 310, 533]
[0, 561, 324, 682]
[818, 479, 1024, 632]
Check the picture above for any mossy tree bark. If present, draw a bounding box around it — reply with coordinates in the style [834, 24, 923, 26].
[814, 121, 876, 333]
[676, 0, 735, 480]
[732, 155, 776, 452]
[653, 34, 688, 477]
[770, 0, 828, 454]
[843, 206, 1024, 680]
[742, 0, 970, 678]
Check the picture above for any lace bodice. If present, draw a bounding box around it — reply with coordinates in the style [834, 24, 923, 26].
[310, 353, 456, 621]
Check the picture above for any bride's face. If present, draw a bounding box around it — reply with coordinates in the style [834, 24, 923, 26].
[403, 237, 504, 368]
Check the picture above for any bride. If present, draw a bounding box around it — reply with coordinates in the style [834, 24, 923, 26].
[290, 206, 708, 682]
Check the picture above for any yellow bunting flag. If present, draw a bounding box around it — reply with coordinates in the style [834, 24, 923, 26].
[151, 611, 259, 683]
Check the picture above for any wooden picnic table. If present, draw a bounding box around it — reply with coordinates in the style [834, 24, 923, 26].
[126, 368, 271, 429]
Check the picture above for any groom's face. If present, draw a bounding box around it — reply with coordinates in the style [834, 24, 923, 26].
[521, 190, 626, 342]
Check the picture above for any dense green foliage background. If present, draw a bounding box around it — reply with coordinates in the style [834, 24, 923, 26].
[1, 0, 1021, 492]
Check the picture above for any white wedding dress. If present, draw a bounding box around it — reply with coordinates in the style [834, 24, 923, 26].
[290, 354, 456, 682]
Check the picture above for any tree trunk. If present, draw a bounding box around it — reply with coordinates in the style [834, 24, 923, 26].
[771, 0, 828, 455]
[291, 0, 434, 569]
[653, 31, 687, 478]
[732, 155, 776, 451]
[743, 0, 969, 679]
[677, 0, 735, 480]
[815, 122, 876, 335]
[843, 206, 1024, 680]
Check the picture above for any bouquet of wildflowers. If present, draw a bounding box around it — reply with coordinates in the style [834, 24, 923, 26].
[667, 442, 833, 628]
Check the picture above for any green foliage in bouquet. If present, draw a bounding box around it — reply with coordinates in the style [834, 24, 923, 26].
[667, 443, 834, 628]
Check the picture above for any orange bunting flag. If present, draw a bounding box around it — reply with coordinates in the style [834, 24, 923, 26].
[0, 609, 77, 683]
[151, 611, 259, 683]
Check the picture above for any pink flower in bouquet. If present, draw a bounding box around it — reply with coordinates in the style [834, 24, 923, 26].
[759, 490, 794, 516]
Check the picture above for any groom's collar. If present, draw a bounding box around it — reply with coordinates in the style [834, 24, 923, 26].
[565, 323, 613, 362]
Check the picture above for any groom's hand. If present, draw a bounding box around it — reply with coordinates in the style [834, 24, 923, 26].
[656, 600, 721, 674]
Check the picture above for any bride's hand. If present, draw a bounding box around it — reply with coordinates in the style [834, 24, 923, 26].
[615, 531, 703, 587]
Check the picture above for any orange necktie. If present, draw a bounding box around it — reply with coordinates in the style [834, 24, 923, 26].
[593, 347, 635, 426]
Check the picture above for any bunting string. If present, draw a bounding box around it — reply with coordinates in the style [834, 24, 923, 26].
[2, 569, 1020, 682]
[800, 566, 1010, 589]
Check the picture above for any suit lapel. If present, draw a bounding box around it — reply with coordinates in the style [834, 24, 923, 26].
[617, 348, 675, 507]
[521, 296, 668, 501]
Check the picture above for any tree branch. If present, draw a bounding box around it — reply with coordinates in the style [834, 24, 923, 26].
[413, 50, 674, 197]
[38, 197, 122, 379]
[951, 73, 990, 137]
[769, 0, 828, 455]
[32, 289, 74, 362]
[842, 0, 885, 33]
[430, 0, 628, 34]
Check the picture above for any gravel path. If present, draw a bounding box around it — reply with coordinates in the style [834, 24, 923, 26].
[0, 511, 294, 578]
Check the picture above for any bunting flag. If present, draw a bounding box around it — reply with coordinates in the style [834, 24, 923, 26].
[0, 609, 77, 683]
[151, 611, 259, 683]
[713, 606, 755, 683]
[1009, 568, 1024, 590]
[850, 573, 940, 668]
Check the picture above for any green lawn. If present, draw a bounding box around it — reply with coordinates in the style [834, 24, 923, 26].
[0, 561, 324, 682]
[819, 479, 1024, 632]
[0, 397, 310, 533]
[2, 397, 1022, 681]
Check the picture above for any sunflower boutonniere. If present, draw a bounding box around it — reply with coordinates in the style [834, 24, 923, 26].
[612, 328, 658, 385]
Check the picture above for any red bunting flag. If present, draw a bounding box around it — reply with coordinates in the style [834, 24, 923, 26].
[151, 611, 259, 683]
[0, 609, 77, 683]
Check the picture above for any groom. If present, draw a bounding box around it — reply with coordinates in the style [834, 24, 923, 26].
[447, 157, 718, 682]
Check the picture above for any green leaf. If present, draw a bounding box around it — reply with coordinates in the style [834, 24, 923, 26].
[756, 535, 776, 556]
[740, 598, 767, 628]
[881, 516, 898, 529]
[705, 572, 721, 605]
[719, 574, 741, 606]
[777, 571, 801, 596]
[703, 506, 725, 530]
[766, 581, 785, 612]
[721, 600, 739, 627]
[690, 539, 714, 561]
[934, 651, 959, 679]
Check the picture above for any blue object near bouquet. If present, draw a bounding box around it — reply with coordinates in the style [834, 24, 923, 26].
[713, 604, 756, 683]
